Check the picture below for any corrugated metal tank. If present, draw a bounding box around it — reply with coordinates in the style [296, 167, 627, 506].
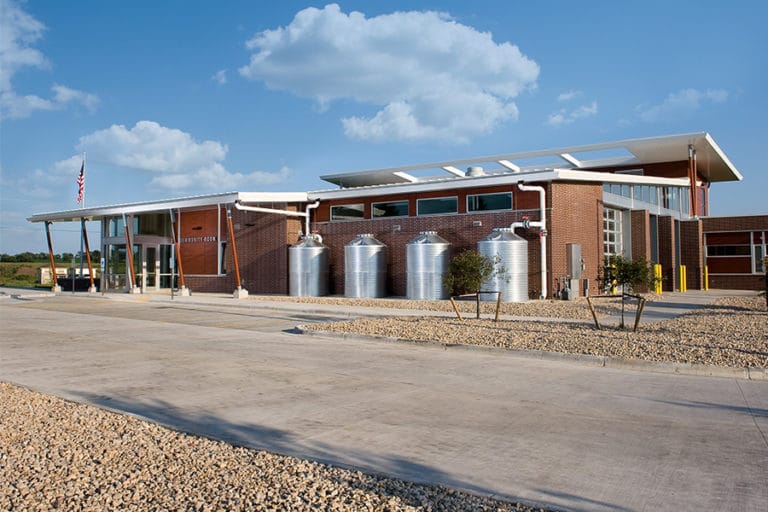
[344, 234, 387, 298]
[477, 227, 528, 302]
[289, 234, 329, 297]
[406, 231, 451, 300]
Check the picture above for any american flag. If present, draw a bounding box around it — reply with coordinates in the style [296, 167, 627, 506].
[76, 161, 85, 204]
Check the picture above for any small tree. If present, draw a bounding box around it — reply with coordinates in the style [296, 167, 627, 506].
[443, 250, 503, 319]
[599, 255, 659, 328]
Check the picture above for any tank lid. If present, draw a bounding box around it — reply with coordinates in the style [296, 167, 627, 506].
[408, 231, 450, 245]
[346, 233, 385, 247]
[293, 234, 326, 248]
[481, 227, 525, 242]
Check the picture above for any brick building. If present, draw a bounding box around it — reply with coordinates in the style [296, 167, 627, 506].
[28, 132, 767, 296]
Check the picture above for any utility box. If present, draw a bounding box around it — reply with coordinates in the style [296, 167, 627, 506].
[564, 243, 583, 300]
[567, 243, 583, 279]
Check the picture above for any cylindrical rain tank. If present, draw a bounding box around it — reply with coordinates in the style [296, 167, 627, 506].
[477, 227, 528, 302]
[406, 231, 451, 300]
[289, 234, 329, 297]
[345, 234, 387, 298]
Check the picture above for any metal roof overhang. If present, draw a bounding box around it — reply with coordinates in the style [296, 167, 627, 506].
[319, 132, 742, 188]
[27, 191, 309, 223]
[309, 169, 690, 201]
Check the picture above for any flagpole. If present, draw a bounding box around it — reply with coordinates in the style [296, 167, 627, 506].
[79, 151, 86, 282]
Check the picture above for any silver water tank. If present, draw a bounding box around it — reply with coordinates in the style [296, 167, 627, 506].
[345, 234, 387, 298]
[477, 227, 528, 302]
[407, 231, 451, 300]
[289, 234, 329, 296]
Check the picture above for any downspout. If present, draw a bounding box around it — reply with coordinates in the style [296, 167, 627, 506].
[304, 201, 320, 235]
[233, 200, 320, 236]
[513, 182, 548, 299]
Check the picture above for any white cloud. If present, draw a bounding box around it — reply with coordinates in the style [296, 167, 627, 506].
[557, 90, 581, 102]
[0, 0, 47, 92]
[52, 84, 100, 111]
[0, 0, 99, 119]
[547, 101, 598, 126]
[635, 88, 729, 123]
[73, 120, 289, 192]
[212, 69, 227, 85]
[239, 4, 539, 143]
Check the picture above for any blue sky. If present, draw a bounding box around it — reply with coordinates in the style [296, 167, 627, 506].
[1, 0, 766, 254]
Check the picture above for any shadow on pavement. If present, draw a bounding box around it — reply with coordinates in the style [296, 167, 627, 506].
[68, 390, 533, 510]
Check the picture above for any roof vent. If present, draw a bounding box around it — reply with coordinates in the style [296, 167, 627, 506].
[466, 166, 485, 177]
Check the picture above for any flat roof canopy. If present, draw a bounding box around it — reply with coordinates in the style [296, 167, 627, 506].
[319, 132, 742, 188]
[28, 191, 309, 223]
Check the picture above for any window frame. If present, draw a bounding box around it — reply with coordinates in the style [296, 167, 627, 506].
[416, 196, 458, 216]
[330, 203, 365, 221]
[371, 200, 409, 218]
[466, 192, 513, 213]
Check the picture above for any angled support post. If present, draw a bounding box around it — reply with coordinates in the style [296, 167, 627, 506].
[81, 219, 97, 293]
[45, 221, 61, 293]
[169, 209, 190, 296]
[227, 208, 248, 298]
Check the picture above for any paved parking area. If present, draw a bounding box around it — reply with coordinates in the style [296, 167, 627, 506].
[1, 293, 766, 512]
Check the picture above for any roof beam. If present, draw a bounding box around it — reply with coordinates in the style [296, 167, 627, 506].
[441, 165, 465, 177]
[393, 171, 419, 183]
[559, 153, 582, 168]
[498, 159, 521, 172]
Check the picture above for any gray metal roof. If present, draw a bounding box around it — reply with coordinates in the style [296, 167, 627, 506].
[319, 132, 742, 188]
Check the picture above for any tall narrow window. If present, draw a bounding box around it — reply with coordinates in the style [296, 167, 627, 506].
[603, 207, 623, 259]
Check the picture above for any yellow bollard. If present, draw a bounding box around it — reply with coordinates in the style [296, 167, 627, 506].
[704, 265, 709, 291]
[653, 264, 663, 295]
[678, 264, 687, 292]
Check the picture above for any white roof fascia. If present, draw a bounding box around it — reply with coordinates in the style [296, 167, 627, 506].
[238, 191, 308, 203]
[310, 170, 561, 200]
[703, 133, 743, 181]
[556, 169, 690, 186]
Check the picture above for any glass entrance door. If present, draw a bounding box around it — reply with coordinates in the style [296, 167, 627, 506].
[159, 244, 174, 288]
[145, 246, 157, 289]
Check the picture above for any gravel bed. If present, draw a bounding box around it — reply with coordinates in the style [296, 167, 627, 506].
[0, 383, 551, 512]
[303, 296, 768, 369]
[251, 295, 639, 320]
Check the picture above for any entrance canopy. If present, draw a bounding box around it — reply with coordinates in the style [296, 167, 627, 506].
[27, 191, 309, 223]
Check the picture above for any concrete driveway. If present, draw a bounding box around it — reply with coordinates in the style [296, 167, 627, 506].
[1, 293, 766, 512]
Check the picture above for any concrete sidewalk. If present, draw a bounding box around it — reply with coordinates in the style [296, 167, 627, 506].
[5, 286, 754, 326]
[1, 294, 766, 512]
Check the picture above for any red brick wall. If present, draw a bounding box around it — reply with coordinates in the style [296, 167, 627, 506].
[708, 274, 764, 290]
[549, 182, 603, 296]
[680, 219, 703, 290]
[702, 215, 768, 290]
[630, 210, 651, 261]
[702, 215, 768, 232]
[184, 206, 301, 294]
[657, 216, 677, 291]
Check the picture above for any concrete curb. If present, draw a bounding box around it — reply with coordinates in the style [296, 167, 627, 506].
[295, 325, 767, 381]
